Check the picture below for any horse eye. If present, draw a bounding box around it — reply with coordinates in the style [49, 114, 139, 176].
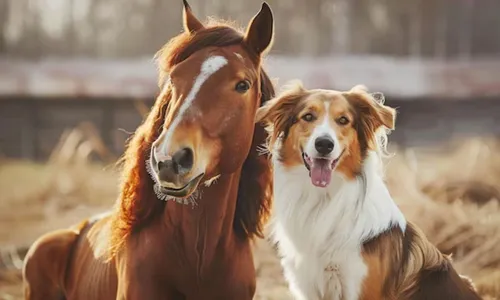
[235, 80, 251, 93]
[301, 113, 316, 122]
[337, 116, 349, 125]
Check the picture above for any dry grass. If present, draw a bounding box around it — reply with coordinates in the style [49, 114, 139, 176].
[384, 139, 500, 299]
[0, 126, 499, 300]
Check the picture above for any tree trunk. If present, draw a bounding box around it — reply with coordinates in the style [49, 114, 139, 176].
[0, 0, 8, 53]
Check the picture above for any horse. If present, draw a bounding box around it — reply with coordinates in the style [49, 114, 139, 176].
[22, 1, 275, 299]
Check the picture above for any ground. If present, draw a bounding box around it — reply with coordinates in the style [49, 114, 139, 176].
[1, 135, 499, 300]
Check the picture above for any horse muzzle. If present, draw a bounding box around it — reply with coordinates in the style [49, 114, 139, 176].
[150, 146, 205, 198]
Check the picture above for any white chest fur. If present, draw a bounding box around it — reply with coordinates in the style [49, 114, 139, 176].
[271, 152, 406, 300]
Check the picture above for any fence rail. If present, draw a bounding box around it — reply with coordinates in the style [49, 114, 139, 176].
[2, 57, 500, 99]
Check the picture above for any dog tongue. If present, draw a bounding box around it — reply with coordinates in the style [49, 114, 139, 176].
[310, 159, 332, 188]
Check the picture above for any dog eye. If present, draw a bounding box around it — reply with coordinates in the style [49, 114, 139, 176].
[337, 116, 349, 125]
[235, 80, 251, 93]
[301, 113, 316, 122]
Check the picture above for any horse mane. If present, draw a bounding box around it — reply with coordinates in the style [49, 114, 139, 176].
[235, 62, 274, 240]
[109, 19, 274, 257]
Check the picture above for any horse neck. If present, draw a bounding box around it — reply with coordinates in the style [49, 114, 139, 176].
[163, 170, 242, 247]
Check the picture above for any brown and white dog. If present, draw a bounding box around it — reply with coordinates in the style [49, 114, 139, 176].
[256, 82, 482, 300]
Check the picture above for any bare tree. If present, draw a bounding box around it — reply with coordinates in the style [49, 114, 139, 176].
[0, 0, 7, 53]
[1, 0, 499, 59]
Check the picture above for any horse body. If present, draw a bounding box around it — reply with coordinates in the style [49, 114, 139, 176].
[59, 184, 254, 300]
[115, 176, 257, 300]
[64, 215, 118, 300]
[23, 1, 275, 299]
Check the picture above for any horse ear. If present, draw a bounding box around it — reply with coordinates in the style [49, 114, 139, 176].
[182, 0, 204, 33]
[244, 2, 274, 56]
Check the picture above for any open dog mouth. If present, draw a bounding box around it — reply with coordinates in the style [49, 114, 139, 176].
[301, 150, 344, 188]
[158, 173, 205, 198]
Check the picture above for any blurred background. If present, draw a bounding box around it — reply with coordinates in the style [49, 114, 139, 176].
[1, 0, 500, 299]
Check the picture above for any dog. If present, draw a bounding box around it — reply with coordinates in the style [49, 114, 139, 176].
[256, 82, 482, 300]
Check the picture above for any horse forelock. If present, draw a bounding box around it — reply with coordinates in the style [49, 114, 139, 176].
[109, 20, 275, 258]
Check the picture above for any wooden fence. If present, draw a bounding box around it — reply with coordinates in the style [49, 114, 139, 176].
[2, 95, 500, 160]
[1, 0, 500, 160]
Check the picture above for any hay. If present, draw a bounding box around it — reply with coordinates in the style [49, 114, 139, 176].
[385, 138, 500, 299]
[0, 130, 499, 299]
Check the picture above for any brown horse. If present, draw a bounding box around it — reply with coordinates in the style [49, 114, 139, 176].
[22, 1, 275, 299]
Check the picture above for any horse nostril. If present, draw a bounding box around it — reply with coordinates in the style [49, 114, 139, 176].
[172, 147, 194, 173]
[157, 159, 175, 180]
[157, 160, 168, 171]
[314, 136, 334, 155]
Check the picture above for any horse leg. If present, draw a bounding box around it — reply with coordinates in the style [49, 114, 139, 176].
[23, 225, 83, 300]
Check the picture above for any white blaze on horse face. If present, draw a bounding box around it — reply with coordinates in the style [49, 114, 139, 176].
[155, 55, 228, 161]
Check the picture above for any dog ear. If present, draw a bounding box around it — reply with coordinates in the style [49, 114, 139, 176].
[255, 101, 274, 125]
[369, 91, 395, 129]
[347, 87, 396, 131]
[255, 81, 307, 142]
[375, 101, 396, 130]
[256, 81, 306, 125]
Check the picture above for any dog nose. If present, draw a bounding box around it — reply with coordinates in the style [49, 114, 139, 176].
[315, 136, 334, 155]
[156, 147, 194, 181]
